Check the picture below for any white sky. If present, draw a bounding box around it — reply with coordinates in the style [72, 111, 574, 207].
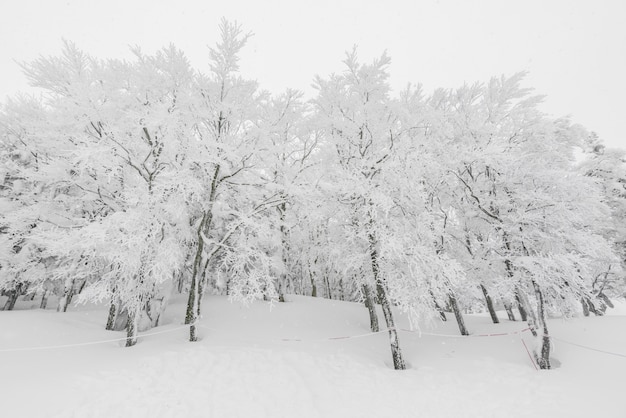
[1, 0, 624, 149]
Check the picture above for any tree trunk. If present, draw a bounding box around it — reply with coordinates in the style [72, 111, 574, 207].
[39, 290, 49, 309]
[516, 289, 538, 337]
[77, 278, 87, 294]
[436, 306, 447, 322]
[3, 284, 22, 311]
[581, 297, 590, 317]
[515, 289, 528, 322]
[429, 290, 446, 321]
[480, 284, 499, 324]
[504, 302, 516, 321]
[504, 256, 527, 323]
[600, 293, 614, 309]
[532, 282, 551, 370]
[375, 279, 405, 370]
[186, 213, 207, 342]
[177, 272, 185, 293]
[185, 166, 221, 342]
[197, 263, 207, 316]
[57, 278, 75, 312]
[309, 267, 317, 297]
[277, 281, 286, 302]
[296, 265, 304, 296]
[277, 201, 289, 303]
[362, 283, 379, 332]
[585, 297, 601, 316]
[145, 295, 166, 328]
[449, 293, 469, 336]
[324, 275, 332, 300]
[598, 292, 613, 312]
[339, 278, 345, 301]
[369, 233, 405, 370]
[185, 273, 199, 342]
[125, 310, 138, 347]
[106, 297, 117, 330]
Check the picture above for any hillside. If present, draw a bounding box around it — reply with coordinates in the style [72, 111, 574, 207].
[1, 295, 625, 418]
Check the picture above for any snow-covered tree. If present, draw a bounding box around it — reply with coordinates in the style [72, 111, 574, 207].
[427, 74, 621, 368]
[179, 20, 290, 341]
[312, 49, 464, 369]
[253, 89, 320, 301]
[0, 41, 200, 345]
[577, 134, 626, 311]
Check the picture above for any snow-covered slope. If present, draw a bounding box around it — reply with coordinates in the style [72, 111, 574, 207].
[1, 295, 625, 417]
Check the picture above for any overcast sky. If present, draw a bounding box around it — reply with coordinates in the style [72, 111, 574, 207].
[1, 0, 624, 149]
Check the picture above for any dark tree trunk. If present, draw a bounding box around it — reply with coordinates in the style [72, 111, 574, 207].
[376, 280, 405, 370]
[177, 271, 185, 293]
[449, 293, 469, 336]
[504, 256, 527, 323]
[480, 284, 499, 324]
[516, 290, 538, 337]
[297, 273, 302, 295]
[186, 165, 220, 342]
[598, 292, 613, 310]
[185, 275, 197, 325]
[277, 200, 289, 303]
[3, 284, 22, 311]
[369, 233, 405, 370]
[309, 268, 317, 297]
[185, 274, 198, 342]
[57, 279, 75, 312]
[429, 290, 446, 321]
[186, 213, 207, 342]
[125, 310, 137, 347]
[339, 278, 345, 301]
[297, 265, 305, 296]
[198, 263, 208, 316]
[77, 278, 87, 294]
[581, 297, 590, 317]
[515, 290, 531, 325]
[324, 275, 332, 300]
[40, 290, 49, 310]
[145, 296, 164, 328]
[277, 283, 286, 302]
[362, 283, 379, 332]
[532, 282, 551, 370]
[106, 298, 117, 330]
[504, 302, 516, 321]
[437, 308, 447, 322]
[188, 254, 213, 339]
[583, 296, 601, 316]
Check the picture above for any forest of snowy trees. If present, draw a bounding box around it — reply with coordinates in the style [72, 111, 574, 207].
[1, 20, 625, 370]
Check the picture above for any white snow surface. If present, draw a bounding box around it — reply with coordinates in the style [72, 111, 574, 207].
[1, 295, 625, 418]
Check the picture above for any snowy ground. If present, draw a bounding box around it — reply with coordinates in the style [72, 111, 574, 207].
[1, 295, 625, 418]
